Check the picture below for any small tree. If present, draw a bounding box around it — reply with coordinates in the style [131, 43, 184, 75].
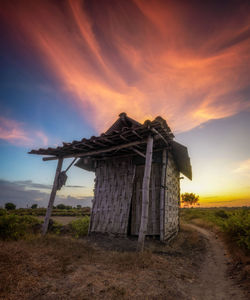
[5, 202, 16, 210]
[181, 193, 199, 207]
[31, 204, 38, 209]
[56, 204, 66, 209]
[76, 205, 82, 209]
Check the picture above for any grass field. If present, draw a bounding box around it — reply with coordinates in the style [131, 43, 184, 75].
[1, 207, 249, 253]
[0, 207, 91, 217]
[36, 216, 82, 225]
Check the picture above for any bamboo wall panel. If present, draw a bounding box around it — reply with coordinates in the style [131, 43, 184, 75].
[131, 164, 161, 235]
[90, 157, 135, 235]
[164, 152, 180, 240]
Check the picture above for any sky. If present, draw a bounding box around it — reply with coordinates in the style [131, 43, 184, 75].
[0, 0, 249, 208]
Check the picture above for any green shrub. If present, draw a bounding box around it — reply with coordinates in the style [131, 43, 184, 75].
[0, 215, 41, 240]
[0, 208, 7, 216]
[69, 216, 90, 238]
[214, 210, 228, 219]
[5, 202, 16, 210]
[48, 219, 63, 235]
[222, 210, 250, 251]
[181, 208, 250, 252]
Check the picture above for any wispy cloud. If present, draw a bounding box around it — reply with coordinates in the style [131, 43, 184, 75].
[0, 179, 91, 208]
[0, 117, 31, 144]
[234, 158, 250, 175]
[13, 180, 51, 189]
[13, 180, 86, 190]
[1, 0, 250, 132]
[0, 116, 48, 147]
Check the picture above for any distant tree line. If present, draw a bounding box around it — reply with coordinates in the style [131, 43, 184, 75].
[3, 202, 83, 210]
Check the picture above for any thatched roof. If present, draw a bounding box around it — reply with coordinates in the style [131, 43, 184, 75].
[29, 113, 192, 179]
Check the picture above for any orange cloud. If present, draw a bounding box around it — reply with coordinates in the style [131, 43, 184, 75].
[1, 0, 250, 132]
[0, 116, 48, 147]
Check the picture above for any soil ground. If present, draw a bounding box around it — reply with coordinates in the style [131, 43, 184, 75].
[0, 224, 248, 299]
[185, 224, 247, 300]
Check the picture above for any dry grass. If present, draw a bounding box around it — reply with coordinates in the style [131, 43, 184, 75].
[36, 216, 80, 225]
[0, 227, 205, 300]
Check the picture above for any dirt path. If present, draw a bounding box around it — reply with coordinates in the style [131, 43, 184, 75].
[186, 224, 246, 300]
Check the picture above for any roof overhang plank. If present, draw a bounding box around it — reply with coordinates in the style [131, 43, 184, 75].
[170, 141, 192, 180]
[75, 157, 95, 172]
[42, 138, 148, 161]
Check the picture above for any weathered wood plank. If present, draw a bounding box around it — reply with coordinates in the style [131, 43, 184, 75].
[160, 149, 167, 241]
[137, 135, 153, 251]
[164, 152, 180, 240]
[90, 157, 134, 235]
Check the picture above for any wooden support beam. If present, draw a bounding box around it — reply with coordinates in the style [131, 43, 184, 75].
[101, 137, 115, 144]
[119, 134, 129, 142]
[130, 147, 146, 158]
[160, 149, 167, 241]
[42, 158, 63, 235]
[132, 130, 143, 139]
[42, 139, 147, 161]
[93, 140, 107, 147]
[151, 128, 168, 145]
[82, 142, 95, 149]
[72, 146, 86, 151]
[137, 135, 154, 251]
[65, 158, 77, 173]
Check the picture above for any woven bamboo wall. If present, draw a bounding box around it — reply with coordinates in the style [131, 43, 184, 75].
[164, 152, 180, 240]
[130, 164, 161, 235]
[89, 157, 135, 236]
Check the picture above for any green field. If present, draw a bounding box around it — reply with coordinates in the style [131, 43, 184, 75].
[0, 209, 90, 240]
[0, 207, 90, 217]
[1, 206, 249, 254]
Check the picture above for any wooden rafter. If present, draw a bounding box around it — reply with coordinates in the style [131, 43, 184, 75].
[130, 147, 145, 158]
[151, 128, 169, 145]
[43, 139, 148, 161]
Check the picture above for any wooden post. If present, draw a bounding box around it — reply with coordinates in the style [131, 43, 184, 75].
[42, 158, 63, 235]
[160, 149, 167, 241]
[137, 135, 153, 251]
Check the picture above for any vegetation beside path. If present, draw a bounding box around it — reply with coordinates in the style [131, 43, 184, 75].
[181, 207, 250, 253]
[181, 207, 250, 293]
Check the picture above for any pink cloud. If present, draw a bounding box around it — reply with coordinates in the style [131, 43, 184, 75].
[0, 116, 48, 147]
[1, 0, 250, 132]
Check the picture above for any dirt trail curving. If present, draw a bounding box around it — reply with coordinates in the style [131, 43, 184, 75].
[186, 224, 246, 300]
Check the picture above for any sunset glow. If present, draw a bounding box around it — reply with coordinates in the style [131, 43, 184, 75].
[2, 0, 250, 131]
[0, 0, 249, 207]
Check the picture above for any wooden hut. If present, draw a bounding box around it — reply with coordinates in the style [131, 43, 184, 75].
[29, 113, 192, 248]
